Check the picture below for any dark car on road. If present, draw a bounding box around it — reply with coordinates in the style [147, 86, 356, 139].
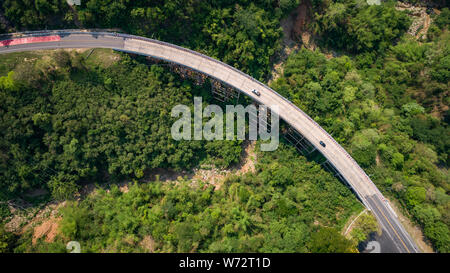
[252, 89, 261, 96]
[319, 141, 326, 147]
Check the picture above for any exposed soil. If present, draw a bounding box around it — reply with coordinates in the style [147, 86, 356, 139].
[68, 4, 82, 28]
[375, 153, 381, 166]
[32, 217, 61, 245]
[430, 103, 449, 120]
[291, 0, 315, 50]
[119, 184, 129, 193]
[77, 141, 258, 197]
[140, 235, 157, 253]
[5, 200, 66, 246]
[269, 0, 317, 84]
[238, 141, 257, 174]
[190, 140, 257, 191]
[396, 2, 433, 40]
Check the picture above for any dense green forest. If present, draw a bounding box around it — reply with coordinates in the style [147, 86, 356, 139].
[0, 49, 374, 253]
[271, 14, 450, 252]
[0, 51, 243, 200]
[0, 0, 449, 252]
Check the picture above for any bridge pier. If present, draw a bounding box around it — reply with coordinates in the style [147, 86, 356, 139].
[321, 160, 348, 184]
[169, 63, 206, 86]
[210, 79, 240, 104]
[248, 101, 273, 133]
[283, 126, 316, 155]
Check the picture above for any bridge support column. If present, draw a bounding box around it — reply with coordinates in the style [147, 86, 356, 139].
[321, 160, 350, 186]
[169, 64, 206, 86]
[210, 79, 240, 104]
[248, 101, 273, 133]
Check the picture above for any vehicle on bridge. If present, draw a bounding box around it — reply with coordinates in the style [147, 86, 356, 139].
[252, 89, 261, 96]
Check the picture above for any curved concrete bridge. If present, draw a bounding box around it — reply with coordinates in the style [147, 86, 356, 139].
[0, 30, 420, 253]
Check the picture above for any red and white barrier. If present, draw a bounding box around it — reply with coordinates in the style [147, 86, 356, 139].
[0, 35, 60, 47]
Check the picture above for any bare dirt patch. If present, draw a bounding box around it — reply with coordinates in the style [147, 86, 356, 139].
[4, 200, 66, 248]
[269, 1, 317, 84]
[429, 99, 449, 120]
[119, 184, 129, 193]
[190, 141, 257, 191]
[238, 141, 257, 174]
[140, 235, 157, 252]
[79, 141, 258, 196]
[63, 48, 90, 53]
[396, 2, 433, 40]
[291, 0, 315, 50]
[268, 8, 300, 84]
[375, 153, 381, 166]
[191, 167, 229, 190]
[2, 201, 69, 251]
